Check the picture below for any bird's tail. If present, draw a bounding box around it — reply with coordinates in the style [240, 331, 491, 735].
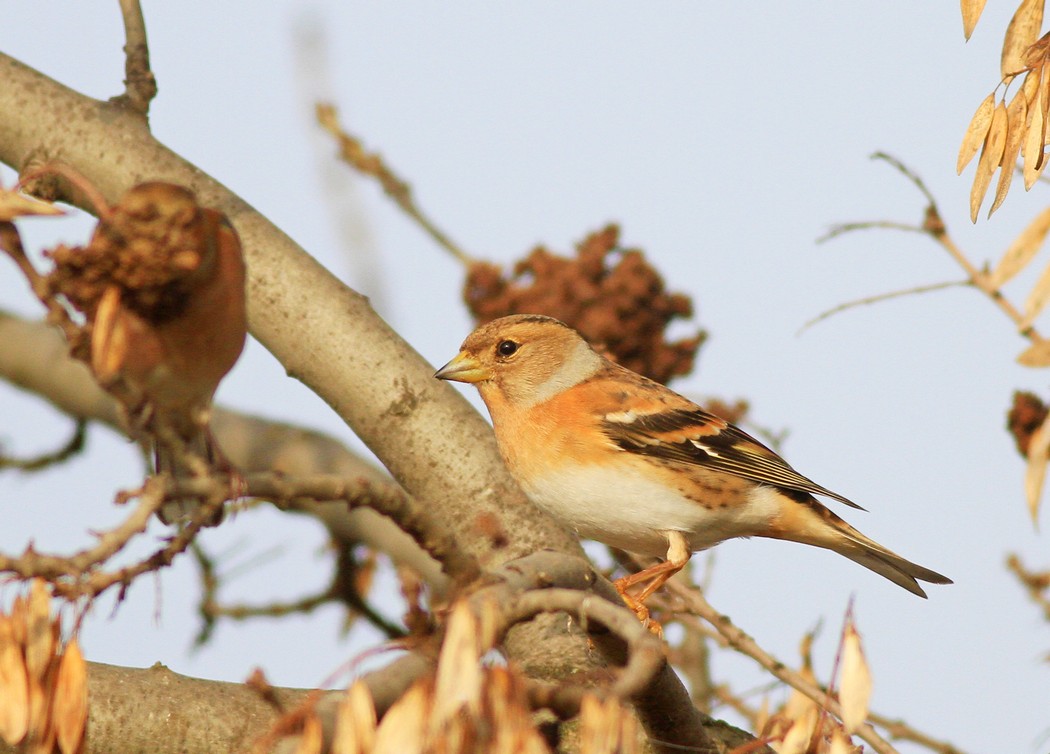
[772, 498, 952, 598]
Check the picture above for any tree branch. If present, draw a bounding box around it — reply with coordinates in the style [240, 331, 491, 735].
[113, 0, 157, 116]
[0, 55, 723, 751]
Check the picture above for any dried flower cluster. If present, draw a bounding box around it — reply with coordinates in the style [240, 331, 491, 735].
[464, 225, 705, 384]
[1008, 390, 1048, 456]
[44, 182, 225, 360]
[0, 580, 87, 754]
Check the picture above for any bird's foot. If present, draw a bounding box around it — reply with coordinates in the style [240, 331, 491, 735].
[614, 578, 664, 638]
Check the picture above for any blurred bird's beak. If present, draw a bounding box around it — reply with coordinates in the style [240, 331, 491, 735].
[434, 352, 490, 383]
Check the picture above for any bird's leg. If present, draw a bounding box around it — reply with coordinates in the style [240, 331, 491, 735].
[613, 530, 690, 636]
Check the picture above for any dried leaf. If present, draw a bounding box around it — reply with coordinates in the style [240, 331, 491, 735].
[53, 641, 87, 754]
[90, 285, 128, 384]
[1041, 65, 1050, 158]
[431, 602, 482, 731]
[0, 616, 29, 745]
[779, 707, 817, 754]
[1024, 82, 1047, 188]
[1017, 339, 1050, 366]
[1021, 258, 1050, 329]
[1023, 68, 1042, 104]
[9, 596, 28, 649]
[754, 696, 771, 737]
[1026, 35, 1050, 69]
[992, 207, 1050, 287]
[1004, 0, 1045, 78]
[839, 623, 873, 734]
[991, 89, 1029, 215]
[294, 714, 323, 754]
[962, 0, 989, 40]
[828, 728, 855, 754]
[476, 597, 500, 653]
[971, 102, 1009, 221]
[0, 189, 64, 222]
[24, 581, 53, 683]
[372, 681, 428, 754]
[25, 675, 47, 744]
[579, 695, 618, 754]
[1024, 409, 1050, 525]
[332, 681, 376, 754]
[958, 92, 996, 174]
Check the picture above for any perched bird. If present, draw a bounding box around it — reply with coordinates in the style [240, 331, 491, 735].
[84, 183, 247, 525]
[436, 314, 951, 624]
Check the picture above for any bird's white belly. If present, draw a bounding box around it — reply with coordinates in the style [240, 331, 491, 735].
[519, 462, 780, 557]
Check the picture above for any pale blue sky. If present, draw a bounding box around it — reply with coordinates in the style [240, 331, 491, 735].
[2, 4, 1046, 752]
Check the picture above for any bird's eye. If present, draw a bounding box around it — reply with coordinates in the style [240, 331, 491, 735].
[497, 340, 519, 357]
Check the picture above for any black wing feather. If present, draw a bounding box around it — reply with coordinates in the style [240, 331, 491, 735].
[602, 408, 865, 511]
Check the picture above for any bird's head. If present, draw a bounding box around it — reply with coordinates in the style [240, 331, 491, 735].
[435, 314, 604, 407]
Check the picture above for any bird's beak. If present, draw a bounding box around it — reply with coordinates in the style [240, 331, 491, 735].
[434, 352, 491, 383]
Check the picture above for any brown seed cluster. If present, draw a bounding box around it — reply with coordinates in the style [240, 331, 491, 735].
[45, 183, 209, 327]
[463, 224, 705, 384]
[1008, 390, 1048, 457]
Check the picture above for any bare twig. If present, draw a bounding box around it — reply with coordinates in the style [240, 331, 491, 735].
[114, 0, 157, 115]
[820, 153, 1047, 344]
[192, 542, 406, 647]
[935, 228, 1042, 338]
[291, 17, 387, 311]
[798, 280, 969, 334]
[1006, 553, 1050, 622]
[710, 673, 967, 754]
[0, 418, 86, 471]
[0, 475, 224, 601]
[865, 711, 969, 754]
[870, 151, 939, 209]
[667, 581, 901, 754]
[0, 221, 81, 347]
[668, 584, 974, 754]
[174, 470, 478, 582]
[817, 220, 928, 243]
[316, 103, 475, 265]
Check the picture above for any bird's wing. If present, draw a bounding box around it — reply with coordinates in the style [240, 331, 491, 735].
[600, 405, 865, 510]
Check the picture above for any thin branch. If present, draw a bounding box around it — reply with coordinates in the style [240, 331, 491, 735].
[821, 153, 1047, 344]
[174, 470, 479, 583]
[0, 221, 80, 346]
[114, 0, 157, 115]
[315, 103, 475, 265]
[817, 220, 928, 243]
[0, 475, 224, 601]
[871, 151, 939, 210]
[0, 418, 86, 471]
[708, 670, 967, 754]
[935, 229, 1042, 339]
[667, 581, 901, 754]
[798, 280, 970, 334]
[1006, 553, 1050, 623]
[865, 711, 970, 754]
[0, 310, 450, 592]
[173, 468, 476, 604]
[192, 542, 406, 647]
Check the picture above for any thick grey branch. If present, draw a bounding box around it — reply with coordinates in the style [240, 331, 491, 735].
[0, 54, 725, 752]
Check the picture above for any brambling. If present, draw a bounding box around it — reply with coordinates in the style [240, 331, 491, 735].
[85, 183, 247, 525]
[436, 315, 951, 625]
